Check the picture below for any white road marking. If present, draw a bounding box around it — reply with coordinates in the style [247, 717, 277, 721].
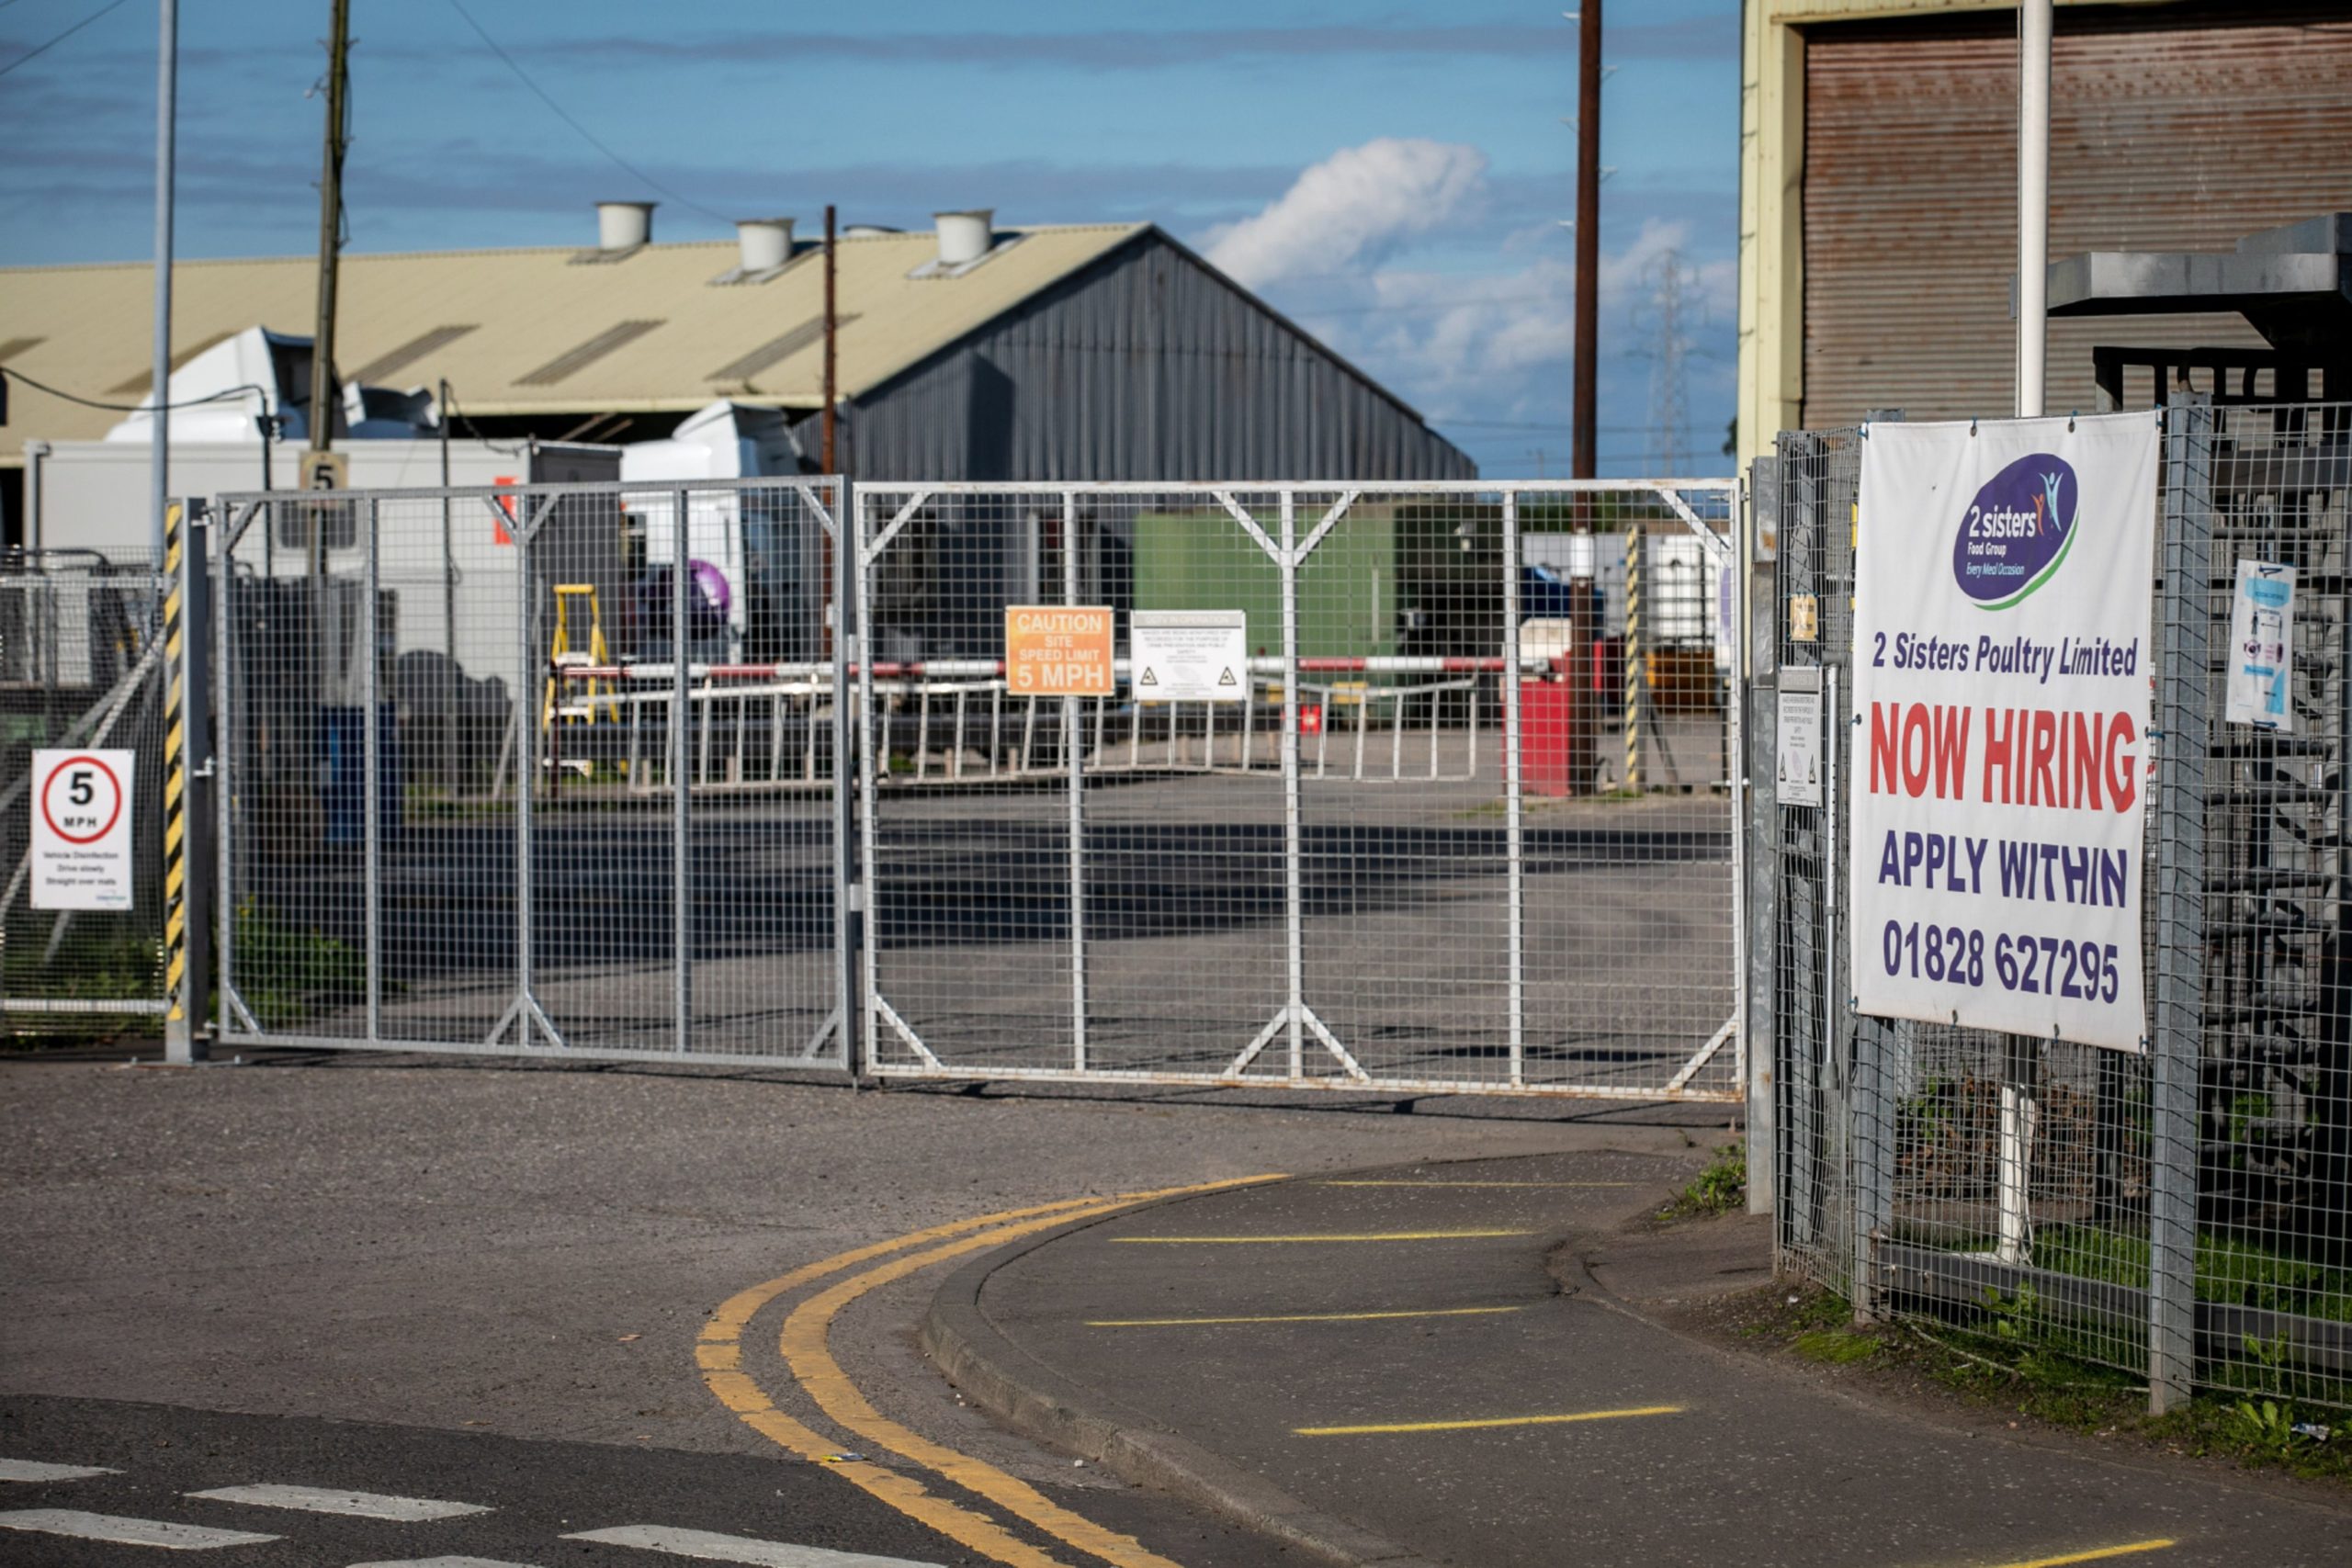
[0, 1507, 281, 1550]
[0, 1458, 121, 1483]
[187, 1483, 491, 1521]
[346, 1559, 547, 1568]
[562, 1523, 946, 1566]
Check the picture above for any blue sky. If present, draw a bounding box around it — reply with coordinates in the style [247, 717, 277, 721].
[0, 1, 1741, 477]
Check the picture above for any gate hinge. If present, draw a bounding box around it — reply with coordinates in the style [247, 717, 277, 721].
[848, 882, 866, 913]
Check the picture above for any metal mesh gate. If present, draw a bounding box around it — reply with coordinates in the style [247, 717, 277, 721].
[853, 481, 1745, 1099]
[0, 552, 170, 1031]
[211, 478, 850, 1069]
[198, 474, 1744, 1102]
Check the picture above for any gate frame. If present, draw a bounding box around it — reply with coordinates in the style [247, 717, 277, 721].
[852, 478, 1747, 1100]
[209, 476, 851, 1070]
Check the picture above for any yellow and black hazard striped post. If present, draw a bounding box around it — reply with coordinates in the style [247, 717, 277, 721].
[164, 499, 212, 1063]
[1622, 521, 1644, 792]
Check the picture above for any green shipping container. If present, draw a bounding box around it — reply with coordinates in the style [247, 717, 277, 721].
[1129, 506, 1396, 663]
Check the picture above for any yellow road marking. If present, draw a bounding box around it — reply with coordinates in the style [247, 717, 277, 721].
[1113, 1229, 1531, 1244]
[700, 1175, 1283, 1568]
[1296, 1404, 1682, 1436]
[1314, 1179, 1636, 1189]
[1088, 1306, 1525, 1327]
[1969, 1542, 2176, 1568]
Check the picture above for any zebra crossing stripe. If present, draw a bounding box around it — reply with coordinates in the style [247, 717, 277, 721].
[187, 1483, 491, 1520]
[562, 1524, 945, 1567]
[0, 1459, 120, 1483]
[0, 1507, 279, 1550]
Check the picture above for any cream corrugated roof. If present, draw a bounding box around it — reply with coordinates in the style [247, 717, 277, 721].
[0, 224, 1148, 452]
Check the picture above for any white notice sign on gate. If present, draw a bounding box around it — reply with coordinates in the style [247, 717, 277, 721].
[31, 749, 136, 910]
[1777, 686, 1824, 808]
[1849, 413, 2159, 1052]
[1131, 610, 1248, 704]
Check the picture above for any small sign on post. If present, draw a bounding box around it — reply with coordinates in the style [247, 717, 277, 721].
[2224, 559, 2295, 731]
[1131, 610, 1248, 704]
[1776, 681, 1823, 808]
[31, 749, 136, 910]
[1004, 605, 1114, 697]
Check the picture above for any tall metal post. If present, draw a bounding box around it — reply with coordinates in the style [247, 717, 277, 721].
[1624, 521, 1645, 788]
[362, 497, 380, 1041]
[822, 205, 839, 475]
[164, 500, 209, 1063]
[1502, 491, 1525, 1086]
[2017, 0, 2052, 418]
[831, 480, 861, 1077]
[439, 380, 458, 788]
[149, 0, 178, 564]
[309, 0, 351, 460]
[673, 489, 694, 1055]
[1064, 491, 1089, 1073]
[514, 518, 537, 1032]
[1280, 493, 1304, 1080]
[2150, 396, 2212, 1413]
[1572, 0, 1602, 479]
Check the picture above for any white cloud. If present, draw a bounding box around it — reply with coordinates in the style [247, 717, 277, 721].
[1327, 219, 1735, 405]
[1204, 138, 1487, 290]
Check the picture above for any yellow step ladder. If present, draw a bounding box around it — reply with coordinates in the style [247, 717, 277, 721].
[542, 583, 617, 730]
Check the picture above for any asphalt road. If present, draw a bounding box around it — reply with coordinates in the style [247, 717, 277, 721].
[0, 1052, 1721, 1566]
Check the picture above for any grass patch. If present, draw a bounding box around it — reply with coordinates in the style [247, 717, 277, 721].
[1657, 1143, 1747, 1222]
[2036, 1224, 2352, 1325]
[1793, 1328, 1879, 1364]
[1724, 1282, 2352, 1486]
[231, 900, 366, 1028]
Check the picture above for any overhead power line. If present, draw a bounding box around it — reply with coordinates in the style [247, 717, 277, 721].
[0, 0, 133, 80]
[442, 0, 730, 227]
[1, 365, 270, 414]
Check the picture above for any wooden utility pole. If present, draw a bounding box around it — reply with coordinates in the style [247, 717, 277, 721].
[1572, 0, 1601, 479]
[821, 203, 839, 473]
[309, 0, 351, 468]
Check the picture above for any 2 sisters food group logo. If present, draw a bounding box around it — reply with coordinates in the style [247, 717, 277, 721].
[1951, 452, 2078, 610]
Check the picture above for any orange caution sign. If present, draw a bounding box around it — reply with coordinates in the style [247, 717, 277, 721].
[1004, 605, 1114, 697]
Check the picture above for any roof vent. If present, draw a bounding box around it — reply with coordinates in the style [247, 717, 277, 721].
[934, 209, 994, 268]
[596, 200, 655, 252]
[736, 218, 794, 275]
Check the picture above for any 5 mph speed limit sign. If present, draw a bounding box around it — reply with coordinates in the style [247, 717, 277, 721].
[31, 749, 136, 910]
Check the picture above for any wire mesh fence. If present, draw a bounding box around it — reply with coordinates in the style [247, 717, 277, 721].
[198, 475, 1743, 1100]
[854, 481, 1741, 1098]
[0, 549, 169, 1032]
[213, 478, 848, 1069]
[1767, 400, 2352, 1412]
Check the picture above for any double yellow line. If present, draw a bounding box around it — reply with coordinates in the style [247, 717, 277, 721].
[696, 1176, 1283, 1568]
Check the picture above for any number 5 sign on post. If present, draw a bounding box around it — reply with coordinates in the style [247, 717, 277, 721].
[31, 749, 136, 910]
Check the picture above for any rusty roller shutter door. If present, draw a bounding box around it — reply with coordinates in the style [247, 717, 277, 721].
[1803, 3, 2352, 428]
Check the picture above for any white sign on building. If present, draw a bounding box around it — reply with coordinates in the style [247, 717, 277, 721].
[1848, 413, 2159, 1052]
[30, 749, 137, 911]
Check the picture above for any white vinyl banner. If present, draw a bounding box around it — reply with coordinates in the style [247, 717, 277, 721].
[1849, 412, 2159, 1052]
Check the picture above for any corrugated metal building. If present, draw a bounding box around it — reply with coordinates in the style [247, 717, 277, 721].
[0, 210, 1471, 539]
[1736, 0, 2352, 462]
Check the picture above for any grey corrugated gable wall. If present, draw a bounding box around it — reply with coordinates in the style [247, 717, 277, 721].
[842, 231, 1477, 482]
